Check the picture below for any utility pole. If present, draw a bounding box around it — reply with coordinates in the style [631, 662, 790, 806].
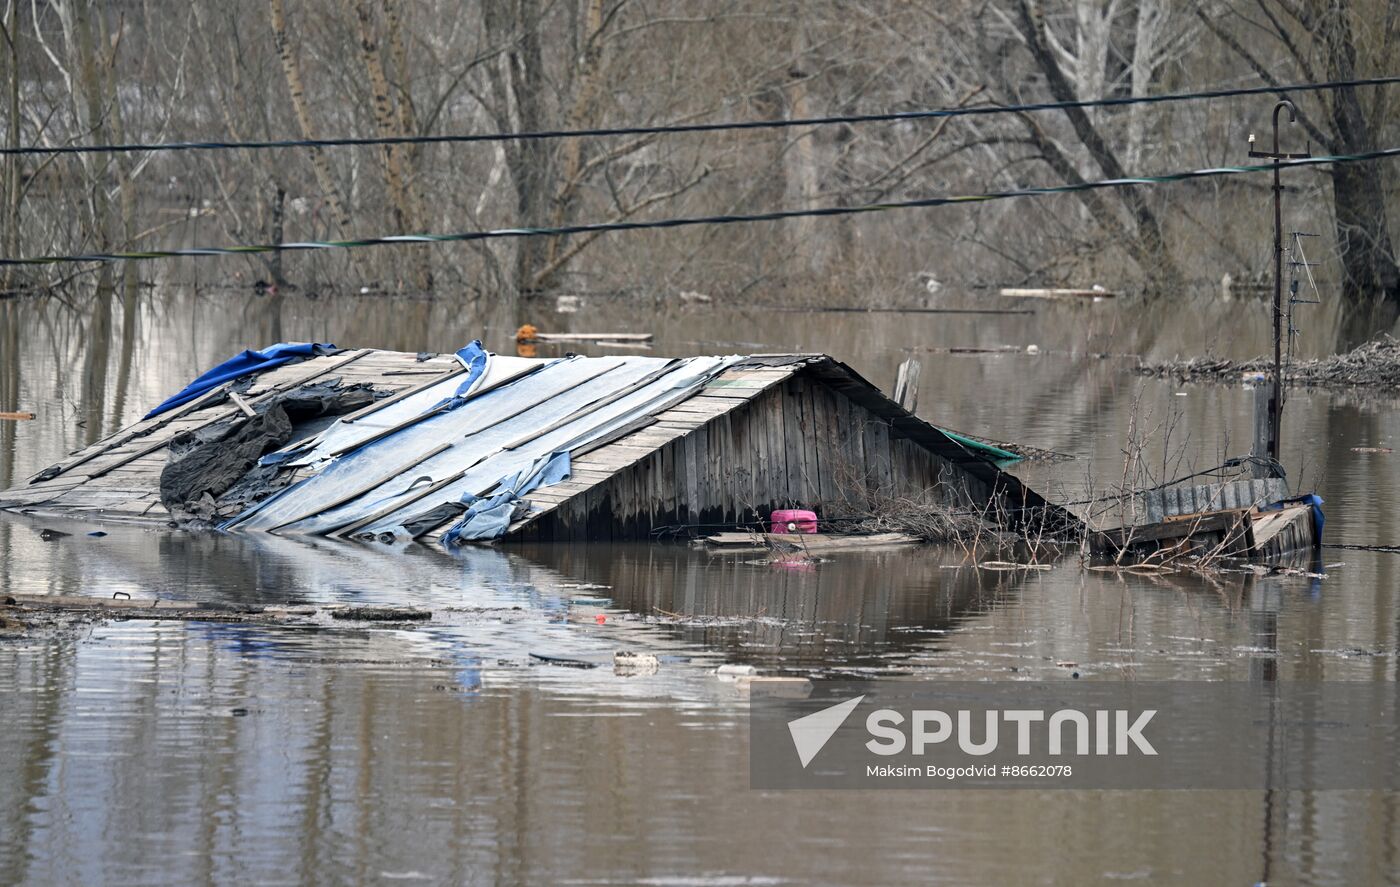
[1247, 100, 1309, 478]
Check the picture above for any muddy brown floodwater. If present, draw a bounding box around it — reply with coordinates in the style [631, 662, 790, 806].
[1, 288, 1398, 885]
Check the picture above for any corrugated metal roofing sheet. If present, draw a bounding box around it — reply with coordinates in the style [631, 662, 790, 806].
[224, 352, 744, 537]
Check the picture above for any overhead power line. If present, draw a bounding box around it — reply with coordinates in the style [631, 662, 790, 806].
[4, 147, 1395, 268]
[5, 75, 1400, 157]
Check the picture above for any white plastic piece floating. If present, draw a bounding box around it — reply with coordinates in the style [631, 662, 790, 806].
[614, 651, 660, 675]
[715, 663, 758, 678]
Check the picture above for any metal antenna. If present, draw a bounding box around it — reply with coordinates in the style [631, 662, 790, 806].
[1247, 100, 1311, 476]
[1285, 231, 1322, 393]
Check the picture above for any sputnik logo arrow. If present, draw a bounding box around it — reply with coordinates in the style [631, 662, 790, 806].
[787, 695, 865, 768]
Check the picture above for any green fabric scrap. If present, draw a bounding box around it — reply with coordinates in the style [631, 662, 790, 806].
[937, 428, 1023, 465]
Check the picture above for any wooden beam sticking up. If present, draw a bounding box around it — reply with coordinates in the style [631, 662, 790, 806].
[893, 358, 921, 414]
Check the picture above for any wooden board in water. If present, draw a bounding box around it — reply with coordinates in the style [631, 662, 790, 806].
[703, 531, 919, 553]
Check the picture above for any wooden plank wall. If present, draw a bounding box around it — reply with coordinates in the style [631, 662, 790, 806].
[510, 373, 992, 542]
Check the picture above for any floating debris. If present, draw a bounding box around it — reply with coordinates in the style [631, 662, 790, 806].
[328, 606, 431, 622]
[613, 651, 660, 675]
[1000, 287, 1116, 300]
[1137, 335, 1400, 391]
[529, 652, 600, 669]
[515, 325, 653, 345]
[733, 676, 813, 698]
[976, 560, 1052, 571]
[715, 664, 758, 677]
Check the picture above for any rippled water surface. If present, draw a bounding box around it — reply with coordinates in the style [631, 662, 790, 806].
[1, 290, 1398, 885]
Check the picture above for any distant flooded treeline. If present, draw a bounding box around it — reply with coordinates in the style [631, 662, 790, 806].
[2, 1, 1400, 344]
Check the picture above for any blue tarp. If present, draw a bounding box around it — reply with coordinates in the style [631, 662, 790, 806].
[144, 342, 336, 419]
[431, 340, 489, 412]
[1263, 493, 1325, 542]
[440, 451, 572, 546]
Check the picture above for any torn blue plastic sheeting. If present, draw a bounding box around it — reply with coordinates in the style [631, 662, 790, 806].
[144, 342, 337, 419]
[430, 340, 490, 412]
[441, 452, 571, 546]
[1262, 493, 1325, 542]
[454, 341, 486, 371]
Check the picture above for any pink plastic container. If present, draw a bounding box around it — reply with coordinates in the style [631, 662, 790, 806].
[770, 509, 818, 534]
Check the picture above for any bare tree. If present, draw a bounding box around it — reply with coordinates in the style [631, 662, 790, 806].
[1, 0, 1396, 347]
[1004, 0, 1182, 288]
[0, 1, 19, 292]
[268, 0, 355, 241]
[1196, 0, 1400, 345]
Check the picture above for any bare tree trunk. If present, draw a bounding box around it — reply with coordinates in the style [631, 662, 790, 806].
[69, 0, 111, 254]
[0, 1, 19, 291]
[268, 0, 354, 239]
[384, 0, 416, 139]
[269, 184, 287, 288]
[1197, 0, 1399, 344]
[1124, 0, 1168, 171]
[1014, 0, 1181, 289]
[0, 300, 17, 488]
[786, 25, 824, 272]
[343, 0, 431, 290]
[483, 0, 550, 310]
[1070, 1, 1112, 114]
[1314, 2, 1400, 344]
[344, 0, 419, 229]
[538, 0, 604, 288]
[92, 8, 138, 305]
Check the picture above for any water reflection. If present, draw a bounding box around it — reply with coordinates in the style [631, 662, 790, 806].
[518, 542, 1033, 672]
[2, 287, 1400, 884]
[0, 524, 1397, 885]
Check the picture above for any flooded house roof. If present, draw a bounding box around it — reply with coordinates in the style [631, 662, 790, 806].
[1, 344, 1057, 544]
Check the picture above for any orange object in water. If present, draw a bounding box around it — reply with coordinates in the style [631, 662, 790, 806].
[595, 614, 607, 624]
[515, 324, 538, 343]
